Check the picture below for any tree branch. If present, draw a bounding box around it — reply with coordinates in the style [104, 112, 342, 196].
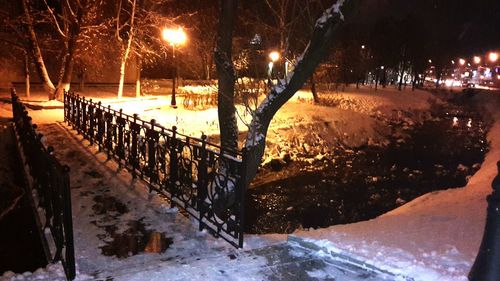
[42, 0, 68, 38]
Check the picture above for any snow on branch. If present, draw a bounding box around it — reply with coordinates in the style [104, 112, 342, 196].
[246, 0, 351, 150]
[316, 0, 346, 27]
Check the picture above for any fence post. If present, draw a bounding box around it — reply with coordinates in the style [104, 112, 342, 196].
[469, 161, 500, 281]
[75, 95, 81, 133]
[70, 94, 76, 128]
[96, 102, 104, 148]
[61, 165, 75, 280]
[116, 109, 126, 162]
[105, 105, 114, 159]
[63, 91, 68, 122]
[197, 134, 208, 231]
[237, 147, 249, 248]
[81, 97, 87, 138]
[129, 114, 141, 176]
[169, 126, 178, 207]
[146, 119, 159, 187]
[88, 99, 95, 144]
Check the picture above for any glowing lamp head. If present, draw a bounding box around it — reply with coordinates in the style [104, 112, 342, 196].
[489, 52, 498, 63]
[162, 28, 187, 46]
[361, 45, 365, 49]
[473, 56, 481, 64]
[459, 58, 466, 66]
[269, 51, 280, 62]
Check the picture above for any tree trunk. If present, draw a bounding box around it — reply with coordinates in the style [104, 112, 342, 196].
[136, 55, 142, 97]
[79, 71, 85, 92]
[381, 68, 387, 88]
[398, 62, 405, 91]
[118, 56, 127, 99]
[24, 52, 30, 98]
[22, 0, 55, 100]
[55, 33, 78, 100]
[242, 0, 356, 184]
[117, 0, 137, 99]
[310, 74, 319, 103]
[215, 0, 239, 153]
[55, 3, 83, 101]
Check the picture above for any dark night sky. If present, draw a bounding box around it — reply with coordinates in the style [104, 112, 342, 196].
[357, 0, 500, 54]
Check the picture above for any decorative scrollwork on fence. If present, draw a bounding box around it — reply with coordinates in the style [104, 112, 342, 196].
[64, 91, 248, 248]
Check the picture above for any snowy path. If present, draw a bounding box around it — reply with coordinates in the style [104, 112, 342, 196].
[33, 122, 398, 281]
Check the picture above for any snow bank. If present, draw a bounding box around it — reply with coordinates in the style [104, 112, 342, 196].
[293, 94, 500, 280]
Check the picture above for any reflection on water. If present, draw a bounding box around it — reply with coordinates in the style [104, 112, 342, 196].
[100, 219, 173, 259]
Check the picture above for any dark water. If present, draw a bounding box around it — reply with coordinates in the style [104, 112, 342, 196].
[0, 125, 47, 274]
[87, 193, 173, 259]
[245, 103, 490, 234]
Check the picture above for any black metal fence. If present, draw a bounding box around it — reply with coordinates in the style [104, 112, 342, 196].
[64, 91, 248, 248]
[11, 89, 75, 280]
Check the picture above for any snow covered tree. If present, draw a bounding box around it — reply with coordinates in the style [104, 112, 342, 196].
[21, 0, 56, 99]
[215, 0, 359, 189]
[114, 0, 137, 99]
[20, 0, 104, 100]
[113, 0, 178, 98]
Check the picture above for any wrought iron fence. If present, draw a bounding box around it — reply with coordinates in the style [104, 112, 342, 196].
[11, 89, 75, 280]
[64, 91, 248, 248]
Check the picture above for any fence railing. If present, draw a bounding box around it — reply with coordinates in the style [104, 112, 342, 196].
[11, 89, 75, 280]
[64, 91, 248, 248]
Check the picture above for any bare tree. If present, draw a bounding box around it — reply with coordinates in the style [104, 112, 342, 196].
[216, 0, 359, 191]
[114, 0, 137, 99]
[20, 0, 104, 100]
[114, 0, 177, 98]
[21, 0, 56, 98]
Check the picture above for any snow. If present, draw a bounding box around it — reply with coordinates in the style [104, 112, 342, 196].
[1, 86, 499, 281]
[316, 0, 346, 26]
[292, 93, 500, 280]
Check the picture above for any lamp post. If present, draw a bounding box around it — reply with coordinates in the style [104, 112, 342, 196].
[473, 56, 481, 65]
[268, 51, 280, 85]
[162, 27, 187, 108]
[489, 52, 498, 63]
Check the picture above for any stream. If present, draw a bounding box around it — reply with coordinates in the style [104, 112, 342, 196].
[245, 99, 491, 234]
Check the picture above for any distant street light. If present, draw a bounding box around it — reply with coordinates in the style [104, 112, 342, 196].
[269, 51, 280, 62]
[268, 51, 280, 82]
[473, 56, 481, 64]
[162, 27, 187, 108]
[428, 59, 432, 63]
[489, 52, 498, 63]
[459, 58, 466, 66]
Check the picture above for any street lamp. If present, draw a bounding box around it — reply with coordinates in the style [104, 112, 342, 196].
[489, 52, 498, 63]
[459, 58, 466, 66]
[268, 51, 280, 82]
[162, 27, 187, 108]
[473, 56, 481, 65]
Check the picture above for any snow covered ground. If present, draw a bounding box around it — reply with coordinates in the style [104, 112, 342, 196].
[293, 92, 500, 281]
[0, 86, 499, 281]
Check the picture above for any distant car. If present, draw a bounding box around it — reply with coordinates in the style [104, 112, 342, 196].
[462, 82, 475, 88]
